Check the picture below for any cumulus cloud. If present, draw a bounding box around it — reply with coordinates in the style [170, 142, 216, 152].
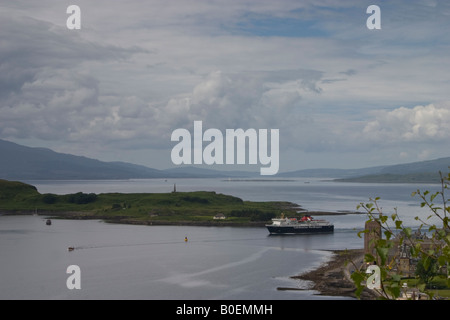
[0, 12, 146, 143]
[1, 68, 100, 140]
[151, 70, 323, 143]
[68, 69, 323, 150]
[363, 103, 450, 143]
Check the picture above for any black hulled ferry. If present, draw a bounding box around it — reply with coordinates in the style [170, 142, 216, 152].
[266, 215, 334, 235]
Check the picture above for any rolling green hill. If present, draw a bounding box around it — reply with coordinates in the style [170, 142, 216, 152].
[0, 179, 40, 199]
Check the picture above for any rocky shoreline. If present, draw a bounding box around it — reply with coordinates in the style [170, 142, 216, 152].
[279, 249, 379, 300]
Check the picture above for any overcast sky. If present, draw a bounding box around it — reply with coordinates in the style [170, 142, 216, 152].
[1, 0, 450, 172]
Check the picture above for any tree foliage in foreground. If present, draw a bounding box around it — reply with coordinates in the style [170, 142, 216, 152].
[351, 171, 450, 299]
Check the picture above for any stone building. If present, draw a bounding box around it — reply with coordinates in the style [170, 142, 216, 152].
[387, 231, 444, 277]
[364, 220, 381, 263]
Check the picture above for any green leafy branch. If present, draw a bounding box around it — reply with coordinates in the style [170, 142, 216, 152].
[351, 171, 450, 299]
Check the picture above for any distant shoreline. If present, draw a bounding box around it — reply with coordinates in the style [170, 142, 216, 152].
[334, 172, 442, 184]
[0, 209, 362, 226]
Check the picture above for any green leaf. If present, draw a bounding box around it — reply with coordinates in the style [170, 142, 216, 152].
[404, 227, 412, 238]
[391, 274, 401, 282]
[423, 256, 431, 271]
[376, 247, 389, 265]
[357, 230, 367, 238]
[437, 229, 446, 239]
[384, 230, 392, 240]
[411, 243, 422, 257]
[351, 271, 365, 284]
[350, 271, 365, 299]
[438, 255, 447, 267]
[430, 192, 439, 202]
[364, 253, 375, 263]
[387, 285, 401, 299]
[417, 283, 426, 292]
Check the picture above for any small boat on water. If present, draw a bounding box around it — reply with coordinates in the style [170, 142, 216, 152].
[68, 247, 75, 251]
[266, 214, 334, 235]
[46, 219, 52, 226]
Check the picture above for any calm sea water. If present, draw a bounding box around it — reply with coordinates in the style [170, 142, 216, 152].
[0, 178, 440, 300]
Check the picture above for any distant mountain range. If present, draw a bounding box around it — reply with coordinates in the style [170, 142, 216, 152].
[0, 139, 448, 182]
[277, 157, 450, 183]
[0, 139, 254, 180]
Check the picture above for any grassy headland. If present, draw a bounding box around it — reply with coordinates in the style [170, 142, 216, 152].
[0, 179, 300, 226]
